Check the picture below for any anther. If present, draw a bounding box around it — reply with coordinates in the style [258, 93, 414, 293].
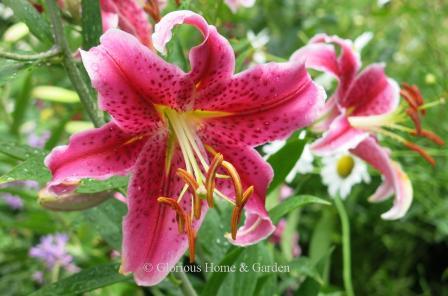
[176, 168, 201, 220]
[230, 186, 255, 240]
[205, 153, 224, 208]
[403, 142, 436, 166]
[158, 197, 196, 263]
[400, 89, 419, 111]
[221, 161, 243, 206]
[406, 108, 422, 135]
[410, 129, 445, 146]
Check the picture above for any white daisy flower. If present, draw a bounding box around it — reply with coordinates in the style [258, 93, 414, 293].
[247, 29, 269, 64]
[320, 153, 370, 199]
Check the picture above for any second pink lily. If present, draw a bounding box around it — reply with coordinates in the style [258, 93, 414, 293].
[292, 34, 443, 219]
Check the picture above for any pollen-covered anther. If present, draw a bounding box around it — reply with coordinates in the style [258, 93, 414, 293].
[405, 108, 422, 135]
[401, 83, 425, 113]
[403, 141, 435, 166]
[176, 168, 201, 220]
[410, 129, 445, 146]
[221, 161, 243, 206]
[230, 186, 254, 240]
[205, 153, 224, 208]
[157, 196, 196, 263]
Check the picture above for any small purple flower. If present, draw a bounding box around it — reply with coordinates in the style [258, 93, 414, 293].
[27, 131, 50, 148]
[29, 233, 80, 273]
[32, 271, 44, 284]
[1, 193, 23, 210]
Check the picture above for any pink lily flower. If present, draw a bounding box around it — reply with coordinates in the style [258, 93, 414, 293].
[100, 0, 153, 47]
[56, 0, 153, 47]
[224, 0, 256, 13]
[44, 10, 324, 285]
[291, 34, 443, 219]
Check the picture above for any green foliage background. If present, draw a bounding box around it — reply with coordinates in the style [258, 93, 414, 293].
[0, 0, 447, 295]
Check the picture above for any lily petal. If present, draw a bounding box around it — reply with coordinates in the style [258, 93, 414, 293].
[200, 62, 325, 146]
[45, 121, 148, 192]
[83, 29, 194, 113]
[342, 64, 400, 116]
[311, 114, 369, 156]
[290, 43, 339, 78]
[153, 10, 235, 90]
[351, 137, 413, 219]
[204, 138, 275, 245]
[310, 34, 360, 93]
[105, 0, 153, 47]
[123, 143, 207, 285]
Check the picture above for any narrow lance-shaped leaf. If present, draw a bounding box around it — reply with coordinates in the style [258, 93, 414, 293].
[3, 0, 53, 42]
[200, 247, 245, 296]
[11, 72, 33, 134]
[267, 134, 306, 193]
[0, 60, 33, 84]
[81, 0, 103, 49]
[30, 263, 129, 296]
[269, 195, 331, 224]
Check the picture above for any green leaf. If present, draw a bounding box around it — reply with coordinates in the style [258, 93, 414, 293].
[0, 140, 44, 160]
[269, 195, 330, 224]
[3, 0, 53, 42]
[0, 60, 33, 84]
[30, 263, 129, 296]
[83, 199, 127, 250]
[81, 0, 103, 49]
[76, 176, 129, 193]
[267, 135, 306, 193]
[11, 72, 33, 134]
[0, 154, 50, 184]
[200, 247, 245, 296]
[197, 207, 232, 266]
[289, 257, 324, 285]
[217, 244, 266, 296]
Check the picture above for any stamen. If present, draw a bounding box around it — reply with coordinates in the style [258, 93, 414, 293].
[221, 161, 243, 206]
[183, 214, 196, 263]
[230, 186, 255, 240]
[402, 83, 424, 105]
[157, 197, 196, 263]
[406, 108, 422, 135]
[205, 153, 224, 208]
[418, 98, 445, 111]
[403, 142, 436, 166]
[410, 129, 445, 146]
[157, 197, 186, 233]
[400, 89, 420, 111]
[176, 168, 201, 220]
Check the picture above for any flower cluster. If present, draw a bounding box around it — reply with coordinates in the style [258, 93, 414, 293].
[41, 5, 442, 287]
[29, 233, 79, 283]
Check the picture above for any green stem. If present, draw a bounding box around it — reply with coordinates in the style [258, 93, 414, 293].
[0, 47, 61, 61]
[51, 262, 61, 283]
[172, 269, 198, 296]
[334, 196, 355, 296]
[45, 0, 103, 127]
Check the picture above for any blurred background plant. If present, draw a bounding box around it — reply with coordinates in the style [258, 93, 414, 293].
[0, 0, 446, 295]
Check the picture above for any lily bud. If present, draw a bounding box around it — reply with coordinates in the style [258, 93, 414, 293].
[38, 188, 112, 211]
